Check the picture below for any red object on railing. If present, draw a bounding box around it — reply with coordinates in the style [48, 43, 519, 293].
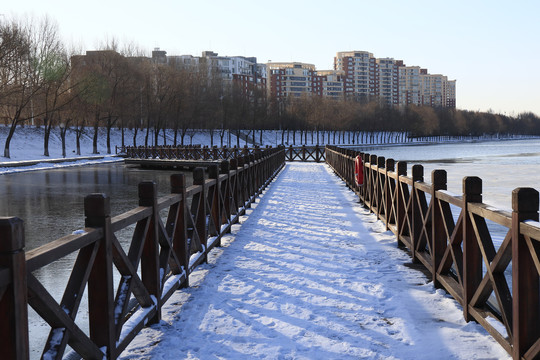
[355, 155, 363, 186]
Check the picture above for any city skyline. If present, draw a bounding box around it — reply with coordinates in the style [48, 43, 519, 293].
[4, 0, 540, 116]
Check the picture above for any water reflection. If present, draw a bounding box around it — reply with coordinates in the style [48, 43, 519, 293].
[0, 163, 189, 250]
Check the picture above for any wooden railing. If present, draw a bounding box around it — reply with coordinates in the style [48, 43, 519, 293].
[117, 145, 325, 162]
[117, 145, 260, 161]
[285, 145, 325, 162]
[0, 147, 285, 359]
[326, 145, 540, 360]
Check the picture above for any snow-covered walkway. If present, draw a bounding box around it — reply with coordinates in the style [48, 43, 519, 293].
[120, 162, 509, 360]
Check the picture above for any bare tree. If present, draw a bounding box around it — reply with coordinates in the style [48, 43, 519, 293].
[31, 17, 75, 156]
[0, 16, 36, 158]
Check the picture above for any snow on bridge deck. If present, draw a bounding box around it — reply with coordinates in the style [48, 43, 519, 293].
[120, 162, 509, 360]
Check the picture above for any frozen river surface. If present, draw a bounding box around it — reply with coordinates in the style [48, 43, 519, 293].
[356, 138, 540, 211]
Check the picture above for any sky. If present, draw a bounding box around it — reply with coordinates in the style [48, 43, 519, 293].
[4, 0, 540, 116]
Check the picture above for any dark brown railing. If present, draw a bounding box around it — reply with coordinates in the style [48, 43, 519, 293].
[117, 145, 326, 163]
[117, 145, 256, 161]
[0, 147, 285, 359]
[326, 145, 540, 360]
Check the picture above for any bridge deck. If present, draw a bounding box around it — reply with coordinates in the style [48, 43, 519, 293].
[120, 163, 508, 359]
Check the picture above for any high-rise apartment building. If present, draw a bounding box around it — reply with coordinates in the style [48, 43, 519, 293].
[314, 70, 345, 99]
[334, 51, 376, 100]
[150, 49, 266, 97]
[266, 63, 346, 101]
[398, 66, 422, 106]
[150, 48, 455, 108]
[335, 50, 456, 108]
[266, 62, 317, 99]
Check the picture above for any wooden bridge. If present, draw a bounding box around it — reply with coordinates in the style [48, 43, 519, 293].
[1, 145, 540, 359]
[117, 144, 326, 163]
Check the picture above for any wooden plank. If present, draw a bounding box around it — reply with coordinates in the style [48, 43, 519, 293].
[26, 229, 102, 272]
[399, 175, 414, 186]
[156, 194, 182, 211]
[436, 274, 464, 304]
[111, 236, 153, 307]
[110, 207, 152, 232]
[468, 307, 513, 355]
[415, 181, 431, 194]
[27, 274, 104, 359]
[186, 185, 202, 197]
[125, 158, 220, 169]
[435, 190, 463, 207]
[521, 220, 540, 241]
[468, 202, 512, 228]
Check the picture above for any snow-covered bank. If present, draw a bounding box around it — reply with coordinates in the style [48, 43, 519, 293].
[3, 125, 535, 167]
[119, 163, 509, 359]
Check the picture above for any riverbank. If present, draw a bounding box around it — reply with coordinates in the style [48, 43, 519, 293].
[1, 125, 538, 176]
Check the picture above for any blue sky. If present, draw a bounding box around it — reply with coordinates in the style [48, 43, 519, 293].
[5, 0, 540, 116]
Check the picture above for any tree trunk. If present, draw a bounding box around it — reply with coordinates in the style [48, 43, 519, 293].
[153, 126, 160, 147]
[3, 118, 20, 158]
[106, 123, 112, 154]
[93, 125, 99, 154]
[42, 115, 52, 157]
[145, 122, 150, 147]
[76, 130, 82, 155]
[44, 126, 51, 157]
[133, 127, 138, 147]
[61, 128, 67, 158]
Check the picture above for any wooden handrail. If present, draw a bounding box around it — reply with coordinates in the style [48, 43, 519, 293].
[117, 144, 326, 163]
[325, 145, 540, 360]
[0, 146, 285, 359]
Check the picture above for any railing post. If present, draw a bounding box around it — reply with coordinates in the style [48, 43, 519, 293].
[171, 174, 189, 287]
[247, 154, 256, 203]
[208, 165, 220, 241]
[230, 158, 239, 221]
[396, 161, 407, 247]
[411, 164, 424, 262]
[368, 154, 377, 212]
[138, 182, 162, 325]
[220, 160, 232, 233]
[0, 217, 28, 360]
[193, 168, 207, 258]
[288, 145, 293, 161]
[376, 156, 385, 218]
[85, 194, 116, 358]
[462, 176, 482, 322]
[362, 153, 370, 205]
[431, 169, 447, 287]
[384, 159, 395, 230]
[512, 187, 540, 359]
